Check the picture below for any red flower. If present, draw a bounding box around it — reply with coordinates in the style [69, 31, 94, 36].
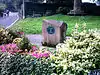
[17, 32, 24, 35]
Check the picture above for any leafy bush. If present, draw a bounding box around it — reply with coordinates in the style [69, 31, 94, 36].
[32, 58, 54, 75]
[13, 38, 22, 45]
[0, 3, 6, 10]
[56, 7, 71, 14]
[14, 36, 32, 51]
[0, 28, 31, 51]
[0, 52, 54, 75]
[0, 28, 54, 75]
[0, 3, 6, 17]
[31, 49, 51, 58]
[0, 52, 35, 75]
[0, 28, 20, 45]
[50, 24, 100, 75]
[8, 29, 21, 39]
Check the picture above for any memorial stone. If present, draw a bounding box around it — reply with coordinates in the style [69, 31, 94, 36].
[42, 19, 67, 46]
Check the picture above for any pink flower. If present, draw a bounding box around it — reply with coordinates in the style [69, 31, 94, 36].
[11, 43, 17, 49]
[6, 44, 11, 48]
[38, 53, 43, 58]
[32, 46, 38, 51]
[32, 52, 40, 58]
[31, 50, 51, 58]
[42, 53, 50, 58]
[0, 43, 21, 54]
[0, 45, 6, 52]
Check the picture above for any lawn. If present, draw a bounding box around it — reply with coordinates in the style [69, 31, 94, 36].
[10, 14, 100, 36]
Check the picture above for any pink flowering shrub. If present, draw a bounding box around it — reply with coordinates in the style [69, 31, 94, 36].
[0, 43, 51, 58]
[28, 46, 51, 58]
[0, 43, 22, 54]
[32, 45, 39, 51]
[31, 50, 51, 58]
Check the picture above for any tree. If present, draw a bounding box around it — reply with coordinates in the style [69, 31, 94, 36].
[68, 0, 85, 15]
[0, 3, 6, 10]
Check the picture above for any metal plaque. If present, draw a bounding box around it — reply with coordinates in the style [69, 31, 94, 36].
[47, 26, 55, 34]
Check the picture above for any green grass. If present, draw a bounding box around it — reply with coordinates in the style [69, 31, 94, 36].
[10, 14, 100, 36]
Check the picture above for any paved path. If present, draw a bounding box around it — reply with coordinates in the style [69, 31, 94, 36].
[0, 12, 19, 28]
[26, 34, 56, 50]
[26, 34, 70, 47]
[26, 34, 43, 46]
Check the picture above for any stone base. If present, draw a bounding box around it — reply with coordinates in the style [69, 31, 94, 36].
[42, 41, 56, 48]
[67, 10, 86, 16]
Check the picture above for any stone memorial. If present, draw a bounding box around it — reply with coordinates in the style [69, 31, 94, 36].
[42, 19, 67, 46]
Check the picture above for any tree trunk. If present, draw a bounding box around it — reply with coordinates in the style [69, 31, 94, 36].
[68, 0, 85, 16]
[74, 0, 82, 12]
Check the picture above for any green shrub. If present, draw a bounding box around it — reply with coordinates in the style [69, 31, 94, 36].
[0, 52, 54, 75]
[16, 36, 32, 51]
[0, 28, 20, 45]
[33, 58, 54, 75]
[0, 3, 6, 10]
[0, 28, 31, 51]
[0, 52, 35, 75]
[8, 29, 21, 39]
[51, 24, 100, 75]
[56, 7, 71, 14]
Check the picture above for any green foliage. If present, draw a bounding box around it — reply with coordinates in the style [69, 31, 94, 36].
[13, 38, 22, 45]
[51, 24, 100, 75]
[8, 29, 21, 38]
[0, 3, 6, 10]
[16, 36, 32, 51]
[0, 52, 54, 75]
[0, 52, 35, 75]
[0, 28, 31, 51]
[0, 28, 20, 45]
[32, 58, 54, 75]
[56, 7, 71, 14]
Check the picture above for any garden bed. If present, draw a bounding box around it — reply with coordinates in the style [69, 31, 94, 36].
[0, 24, 100, 75]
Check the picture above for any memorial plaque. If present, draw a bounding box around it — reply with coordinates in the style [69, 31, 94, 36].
[88, 69, 100, 75]
[42, 19, 67, 46]
[47, 26, 55, 34]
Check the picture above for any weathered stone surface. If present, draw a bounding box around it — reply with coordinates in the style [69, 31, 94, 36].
[42, 19, 67, 47]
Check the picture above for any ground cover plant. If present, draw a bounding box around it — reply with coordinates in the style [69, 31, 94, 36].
[10, 14, 100, 36]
